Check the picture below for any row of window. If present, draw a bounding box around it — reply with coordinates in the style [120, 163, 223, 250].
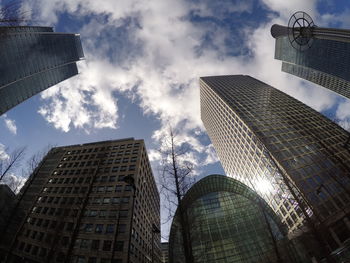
[83, 209, 129, 218]
[42, 183, 133, 195]
[53, 165, 136, 176]
[79, 223, 126, 234]
[66, 143, 140, 155]
[74, 257, 122, 263]
[58, 159, 137, 169]
[16, 239, 124, 260]
[47, 174, 134, 185]
[63, 150, 139, 163]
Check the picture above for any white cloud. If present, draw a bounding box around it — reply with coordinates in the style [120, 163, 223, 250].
[0, 143, 10, 160]
[25, 0, 341, 168]
[260, 0, 317, 20]
[4, 117, 17, 135]
[0, 173, 27, 193]
[38, 60, 119, 132]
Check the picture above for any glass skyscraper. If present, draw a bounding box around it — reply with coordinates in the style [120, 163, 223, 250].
[200, 75, 350, 250]
[169, 175, 309, 263]
[0, 26, 84, 115]
[274, 36, 350, 99]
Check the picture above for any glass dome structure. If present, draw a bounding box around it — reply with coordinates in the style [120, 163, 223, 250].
[169, 175, 310, 263]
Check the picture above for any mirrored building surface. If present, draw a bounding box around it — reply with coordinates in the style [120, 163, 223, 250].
[169, 175, 309, 263]
[274, 35, 350, 100]
[200, 75, 350, 252]
[0, 26, 84, 115]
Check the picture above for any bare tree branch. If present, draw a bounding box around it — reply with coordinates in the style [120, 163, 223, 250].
[157, 127, 195, 263]
[0, 147, 26, 182]
[0, 1, 30, 26]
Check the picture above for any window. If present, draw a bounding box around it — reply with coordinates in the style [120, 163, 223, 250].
[122, 197, 129, 203]
[43, 219, 50, 228]
[93, 198, 101, 204]
[125, 185, 132, 191]
[61, 236, 69, 246]
[74, 239, 81, 248]
[115, 185, 122, 192]
[39, 248, 47, 257]
[38, 232, 44, 241]
[88, 257, 97, 263]
[101, 176, 108, 182]
[109, 176, 116, 182]
[18, 242, 25, 251]
[91, 240, 100, 250]
[115, 241, 124, 251]
[106, 224, 115, 234]
[99, 210, 107, 218]
[103, 240, 112, 251]
[95, 224, 103, 233]
[119, 210, 128, 218]
[111, 197, 120, 204]
[129, 165, 136, 171]
[117, 224, 126, 233]
[85, 224, 93, 232]
[109, 210, 117, 218]
[50, 221, 57, 229]
[118, 175, 125, 182]
[66, 222, 74, 231]
[90, 210, 98, 217]
[80, 239, 90, 249]
[103, 198, 110, 204]
[106, 186, 113, 192]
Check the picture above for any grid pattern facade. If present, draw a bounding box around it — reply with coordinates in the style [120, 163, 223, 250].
[161, 242, 168, 263]
[169, 175, 307, 263]
[200, 75, 350, 240]
[274, 36, 350, 99]
[281, 62, 350, 100]
[0, 26, 84, 115]
[4, 139, 161, 263]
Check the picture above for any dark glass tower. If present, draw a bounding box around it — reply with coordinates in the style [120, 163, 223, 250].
[200, 75, 350, 251]
[271, 12, 350, 100]
[274, 36, 350, 99]
[0, 26, 84, 115]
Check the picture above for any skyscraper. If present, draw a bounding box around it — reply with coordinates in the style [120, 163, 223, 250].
[271, 12, 350, 100]
[161, 242, 169, 263]
[200, 75, 350, 250]
[169, 175, 309, 263]
[1, 138, 160, 263]
[0, 26, 84, 115]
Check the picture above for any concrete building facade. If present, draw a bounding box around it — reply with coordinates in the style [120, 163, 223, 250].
[1, 138, 160, 263]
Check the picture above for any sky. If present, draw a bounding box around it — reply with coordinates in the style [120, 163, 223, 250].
[1, 0, 350, 239]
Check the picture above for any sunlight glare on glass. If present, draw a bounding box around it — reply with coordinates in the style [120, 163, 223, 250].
[256, 178, 274, 194]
